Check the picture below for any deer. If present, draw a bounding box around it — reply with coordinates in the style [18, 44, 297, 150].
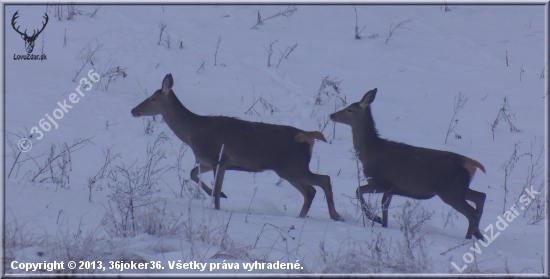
[330, 88, 486, 239]
[11, 11, 49, 53]
[131, 74, 344, 221]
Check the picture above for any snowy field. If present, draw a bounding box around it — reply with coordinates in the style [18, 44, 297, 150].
[2, 3, 548, 275]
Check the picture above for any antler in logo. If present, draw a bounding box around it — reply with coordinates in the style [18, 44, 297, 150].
[11, 11, 49, 53]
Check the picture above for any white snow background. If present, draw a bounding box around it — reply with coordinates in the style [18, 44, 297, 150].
[2, 3, 548, 275]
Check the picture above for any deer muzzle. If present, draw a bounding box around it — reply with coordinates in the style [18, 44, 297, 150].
[130, 108, 141, 118]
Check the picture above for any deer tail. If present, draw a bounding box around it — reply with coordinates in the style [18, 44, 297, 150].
[463, 156, 486, 183]
[296, 131, 327, 144]
[307, 131, 327, 143]
[295, 131, 326, 158]
[465, 157, 486, 173]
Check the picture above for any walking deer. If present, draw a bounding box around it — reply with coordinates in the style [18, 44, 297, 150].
[131, 74, 343, 221]
[330, 88, 486, 239]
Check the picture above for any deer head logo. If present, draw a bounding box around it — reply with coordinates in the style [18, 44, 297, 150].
[11, 11, 49, 53]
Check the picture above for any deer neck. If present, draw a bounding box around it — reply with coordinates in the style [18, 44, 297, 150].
[351, 107, 382, 161]
[161, 92, 203, 145]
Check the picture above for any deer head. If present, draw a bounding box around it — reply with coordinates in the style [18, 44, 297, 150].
[330, 88, 377, 126]
[131, 74, 174, 118]
[11, 11, 49, 53]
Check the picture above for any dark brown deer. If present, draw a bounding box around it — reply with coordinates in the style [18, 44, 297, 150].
[330, 88, 486, 239]
[131, 74, 343, 221]
[11, 11, 49, 53]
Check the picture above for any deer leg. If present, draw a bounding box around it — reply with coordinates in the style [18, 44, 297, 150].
[465, 189, 486, 223]
[356, 178, 391, 225]
[276, 167, 343, 222]
[284, 168, 344, 222]
[439, 192, 484, 240]
[212, 157, 228, 210]
[288, 181, 316, 218]
[381, 192, 393, 228]
[190, 164, 227, 198]
[305, 172, 344, 222]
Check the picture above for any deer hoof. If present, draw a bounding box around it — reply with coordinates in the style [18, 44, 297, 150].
[209, 191, 228, 198]
[332, 215, 345, 222]
[473, 230, 484, 241]
[465, 228, 483, 240]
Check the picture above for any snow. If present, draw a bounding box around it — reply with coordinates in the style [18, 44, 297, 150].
[2, 3, 547, 275]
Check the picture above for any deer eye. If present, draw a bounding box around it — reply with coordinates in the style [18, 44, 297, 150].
[347, 109, 352, 112]
[151, 97, 156, 102]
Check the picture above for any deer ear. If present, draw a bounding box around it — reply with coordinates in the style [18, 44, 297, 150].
[359, 88, 377, 108]
[161, 74, 174, 94]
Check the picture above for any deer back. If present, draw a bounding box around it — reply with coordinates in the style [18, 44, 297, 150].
[189, 116, 315, 172]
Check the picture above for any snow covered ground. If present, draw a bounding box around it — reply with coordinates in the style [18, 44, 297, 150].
[2, 3, 547, 275]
